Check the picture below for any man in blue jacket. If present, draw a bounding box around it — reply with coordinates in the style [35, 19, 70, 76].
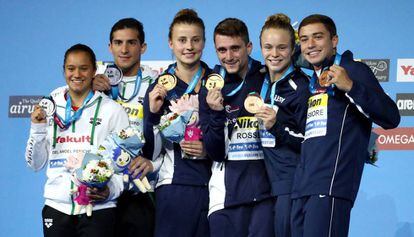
[290, 14, 400, 237]
[199, 18, 274, 237]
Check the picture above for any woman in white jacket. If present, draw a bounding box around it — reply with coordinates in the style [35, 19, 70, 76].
[25, 44, 129, 237]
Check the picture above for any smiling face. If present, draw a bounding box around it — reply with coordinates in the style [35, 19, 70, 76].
[64, 51, 95, 97]
[299, 22, 338, 70]
[109, 28, 147, 76]
[260, 28, 294, 80]
[169, 23, 205, 67]
[214, 34, 252, 77]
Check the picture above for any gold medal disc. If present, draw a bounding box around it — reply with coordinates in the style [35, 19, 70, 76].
[244, 94, 264, 114]
[205, 73, 225, 90]
[158, 74, 177, 91]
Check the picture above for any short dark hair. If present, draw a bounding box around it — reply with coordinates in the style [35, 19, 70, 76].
[110, 18, 145, 44]
[214, 18, 249, 44]
[299, 14, 337, 38]
[63, 44, 96, 70]
[169, 9, 205, 41]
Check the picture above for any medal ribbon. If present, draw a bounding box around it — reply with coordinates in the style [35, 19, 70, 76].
[307, 53, 342, 95]
[220, 58, 253, 97]
[261, 64, 294, 106]
[168, 63, 203, 96]
[55, 91, 94, 129]
[111, 69, 142, 102]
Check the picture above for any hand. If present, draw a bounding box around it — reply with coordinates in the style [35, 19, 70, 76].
[149, 84, 167, 113]
[93, 74, 111, 92]
[87, 186, 110, 203]
[255, 105, 277, 130]
[206, 87, 224, 111]
[31, 105, 47, 124]
[325, 65, 353, 92]
[180, 140, 206, 157]
[128, 156, 154, 179]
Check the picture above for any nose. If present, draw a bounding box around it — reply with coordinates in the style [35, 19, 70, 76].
[185, 40, 194, 51]
[121, 43, 128, 53]
[271, 47, 279, 57]
[73, 68, 81, 78]
[225, 50, 233, 61]
[307, 38, 316, 49]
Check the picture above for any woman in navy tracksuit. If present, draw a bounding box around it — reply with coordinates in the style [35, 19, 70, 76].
[143, 9, 211, 237]
[255, 14, 310, 237]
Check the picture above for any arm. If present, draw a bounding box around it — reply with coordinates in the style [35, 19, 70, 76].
[199, 88, 227, 162]
[327, 63, 400, 129]
[25, 105, 49, 171]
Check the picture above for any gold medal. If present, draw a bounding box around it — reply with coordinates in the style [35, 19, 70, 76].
[244, 93, 264, 114]
[158, 73, 177, 91]
[319, 70, 331, 87]
[205, 73, 224, 90]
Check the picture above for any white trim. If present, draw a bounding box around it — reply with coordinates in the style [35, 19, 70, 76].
[284, 127, 304, 138]
[345, 93, 369, 118]
[288, 79, 298, 90]
[329, 105, 349, 195]
[328, 197, 335, 237]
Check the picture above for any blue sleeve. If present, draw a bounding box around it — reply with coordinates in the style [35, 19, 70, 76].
[199, 88, 227, 162]
[142, 82, 163, 161]
[346, 62, 400, 129]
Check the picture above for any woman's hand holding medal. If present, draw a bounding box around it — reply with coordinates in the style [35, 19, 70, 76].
[31, 105, 47, 124]
[149, 84, 168, 113]
[255, 105, 278, 130]
[323, 65, 353, 92]
[206, 87, 224, 111]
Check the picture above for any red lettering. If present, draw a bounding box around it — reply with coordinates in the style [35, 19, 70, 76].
[401, 65, 414, 75]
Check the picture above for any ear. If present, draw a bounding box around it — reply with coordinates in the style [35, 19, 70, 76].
[246, 41, 253, 55]
[108, 42, 113, 54]
[140, 42, 147, 55]
[331, 35, 339, 49]
[168, 39, 173, 50]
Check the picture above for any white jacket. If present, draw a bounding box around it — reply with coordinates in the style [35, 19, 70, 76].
[25, 87, 129, 215]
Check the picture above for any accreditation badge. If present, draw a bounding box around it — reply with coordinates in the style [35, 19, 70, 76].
[258, 104, 277, 148]
[39, 96, 56, 117]
[205, 73, 224, 90]
[158, 73, 177, 91]
[304, 93, 328, 140]
[104, 64, 123, 86]
[244, 93, 264, 114]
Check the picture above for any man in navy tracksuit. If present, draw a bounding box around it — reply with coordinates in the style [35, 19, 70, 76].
[199, 18, 274, 237]
[290, 14, 400, 237]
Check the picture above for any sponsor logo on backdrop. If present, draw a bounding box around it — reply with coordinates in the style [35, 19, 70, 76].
[96, 60, 173, 75]
[397, 59, 414, 82]
[360, 59, 389, 82]
[396, 93, 414, 116]
[373, 127, 414, 150]
[9, 96, 42, 118]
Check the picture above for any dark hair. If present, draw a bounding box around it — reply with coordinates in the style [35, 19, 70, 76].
[214, 18, 249, 44]
[260, 13, 295, 49]
[168, 9, 205, 41]
[299, 14, 337, 38]
[63, 44, 97, 70]
[110, 18, 145, 44]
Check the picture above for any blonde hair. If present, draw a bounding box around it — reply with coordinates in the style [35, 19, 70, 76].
[260, 13, 295, 48]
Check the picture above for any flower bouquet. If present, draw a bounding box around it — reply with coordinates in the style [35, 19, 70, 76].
[158, 94, 199, 143]
[72, 153, 114, 216]
[97, 126, 151, 193]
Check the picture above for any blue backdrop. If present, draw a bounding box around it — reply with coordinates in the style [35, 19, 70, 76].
[1, 0, 413, 236]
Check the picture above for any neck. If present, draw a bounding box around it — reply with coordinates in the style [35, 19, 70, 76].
[237, 58, 250, 79]
[68, 89, 92, 107]
[122, 62, 141, 77]
[175, 61, 201, 84]
[269, 66, 289, 83]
